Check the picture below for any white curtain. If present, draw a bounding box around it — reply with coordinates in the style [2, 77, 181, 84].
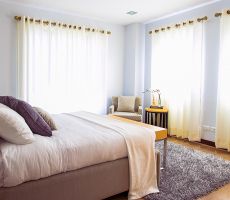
[16, 17, 108, 114]
[216, 13, 230, 151]
[151, 22, 205, 141]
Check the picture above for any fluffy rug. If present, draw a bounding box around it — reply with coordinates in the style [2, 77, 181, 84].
[146, 141, 230, 200]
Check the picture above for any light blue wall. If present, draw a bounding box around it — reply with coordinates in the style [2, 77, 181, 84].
[124, 24, 136, 95]
[124, 23, 145, 97]
[144, 0, 230, 141]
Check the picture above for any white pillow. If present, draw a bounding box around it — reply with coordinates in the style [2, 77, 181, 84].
[0, 103, 34, 144]
[117, 96, 135, 112]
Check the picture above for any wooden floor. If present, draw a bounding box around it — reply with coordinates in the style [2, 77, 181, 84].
[109, 137, 230, 200]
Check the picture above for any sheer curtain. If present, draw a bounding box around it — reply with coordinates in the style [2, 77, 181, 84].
[16, 17, 108, 114]
[151, 22, 205, 141]
[216, 12, 230, 151]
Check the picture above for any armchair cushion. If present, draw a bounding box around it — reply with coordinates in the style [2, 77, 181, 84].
[112, 96, 142, 112]
[113, 112, 142, 122]
[117, 96, 135, 112]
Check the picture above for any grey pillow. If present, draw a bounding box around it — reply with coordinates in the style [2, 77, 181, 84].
[0, 96, 52, 137]
[117, 96, 135, 112]
[33, 107, 57, 131]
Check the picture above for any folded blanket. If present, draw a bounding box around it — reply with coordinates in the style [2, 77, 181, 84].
[71, 112, 159, 199]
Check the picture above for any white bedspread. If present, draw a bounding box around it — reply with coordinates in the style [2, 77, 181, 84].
[0, 111, 158, 199]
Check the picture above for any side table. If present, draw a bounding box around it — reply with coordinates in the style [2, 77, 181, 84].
[145, 107, 168, 129]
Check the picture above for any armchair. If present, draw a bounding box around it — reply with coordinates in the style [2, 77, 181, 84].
[109, 96, 143, 122]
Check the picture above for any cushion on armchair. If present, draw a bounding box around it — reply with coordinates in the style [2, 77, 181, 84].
[117, 96, 135, 112]
[113, 112, 142, 122]
[112, 96, 142, 112]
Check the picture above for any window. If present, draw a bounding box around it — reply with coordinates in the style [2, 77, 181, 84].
[16, 17, 109, 114]
[216, 12, 230, 151]
[151, 22, 205, 141]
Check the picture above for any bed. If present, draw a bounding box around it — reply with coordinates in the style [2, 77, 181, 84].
[0, 111, 160, 200]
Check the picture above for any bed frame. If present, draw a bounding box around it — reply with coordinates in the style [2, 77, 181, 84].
[0, 153, 160, 200]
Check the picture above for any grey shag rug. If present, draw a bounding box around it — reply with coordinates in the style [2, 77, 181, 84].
[145, 141, 230, 200]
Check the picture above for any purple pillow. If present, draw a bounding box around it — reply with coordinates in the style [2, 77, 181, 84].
[0, 96, 52, 137]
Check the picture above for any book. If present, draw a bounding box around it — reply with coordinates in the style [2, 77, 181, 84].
[150, 105, 164, 109]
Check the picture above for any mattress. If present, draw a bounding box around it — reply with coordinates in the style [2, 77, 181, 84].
[0, 112, 128, 187]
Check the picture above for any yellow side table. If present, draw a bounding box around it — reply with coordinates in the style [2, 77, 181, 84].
[145, 107, 168, 129]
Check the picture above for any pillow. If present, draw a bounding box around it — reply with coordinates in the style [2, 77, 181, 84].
[0, 96, 52, 137]
[0, 103, 34, 144]
[33, 107, 57, 131]
[117, 96, 135, 112]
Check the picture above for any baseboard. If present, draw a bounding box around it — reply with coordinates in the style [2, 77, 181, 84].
[200, 139, 215, 147]
[170, 136, 216, 148]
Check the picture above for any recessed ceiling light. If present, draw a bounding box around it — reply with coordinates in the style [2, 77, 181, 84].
[126, 11, 138, 15]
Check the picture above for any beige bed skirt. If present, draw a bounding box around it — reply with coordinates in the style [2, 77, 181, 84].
[0, 153, 160, 200]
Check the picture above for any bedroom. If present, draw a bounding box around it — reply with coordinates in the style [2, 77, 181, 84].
[0, 0, 230, 199]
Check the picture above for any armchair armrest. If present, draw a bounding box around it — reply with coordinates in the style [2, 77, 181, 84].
[138, 106, 143, 115]
[109, 105, 115, 114]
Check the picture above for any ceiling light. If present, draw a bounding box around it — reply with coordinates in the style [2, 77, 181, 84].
[126, 11, 138, 15]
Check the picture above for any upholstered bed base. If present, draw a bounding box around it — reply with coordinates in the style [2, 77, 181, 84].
[0, 153, 160, 200]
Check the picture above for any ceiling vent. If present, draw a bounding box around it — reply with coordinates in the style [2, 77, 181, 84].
[126, 11, 138, 15]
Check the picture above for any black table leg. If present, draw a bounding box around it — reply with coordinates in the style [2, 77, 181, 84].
[151, 113, 153, 125]
[166, 113, 168, 129]
[147, 112, 149, 124]
[160, 113, 163, 127]
[155, 113, 157, 126]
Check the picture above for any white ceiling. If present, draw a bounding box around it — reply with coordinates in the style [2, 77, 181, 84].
[8, 0, 216, 25]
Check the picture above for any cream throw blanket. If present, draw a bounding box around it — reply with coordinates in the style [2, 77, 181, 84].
[72, 112, 159, 199]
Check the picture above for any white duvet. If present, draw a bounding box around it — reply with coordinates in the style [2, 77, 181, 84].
[0, 111, 158, 199]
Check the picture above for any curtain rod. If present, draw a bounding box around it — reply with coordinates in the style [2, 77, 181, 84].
[149, 16, 208, 34]
[14, 16, 111, 35]
[149, 9, 230, 35]
[215, 9, 230, 17]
